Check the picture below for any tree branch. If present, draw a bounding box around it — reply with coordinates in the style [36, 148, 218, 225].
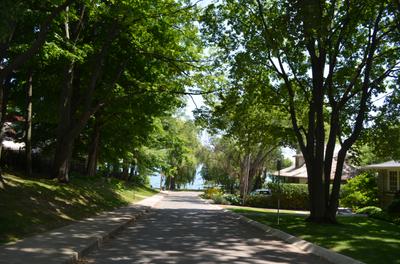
[0, 0, 75, 78]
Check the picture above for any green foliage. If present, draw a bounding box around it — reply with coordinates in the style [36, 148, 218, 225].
[3, 0, 204, 182]
[161, 118, 200, 188]
[200, 0, 400, 221]
[355, 206, 382, 216]
[223, 194, 241, 205]
[340, 172, 378, 210]
[199, 136, 283, 195]
[203, 192, 240, 206]
[211, 193, 230, 205]
[366, 210, 400, 226]
[281, 158, 293, 169]
[199, 138, 240, 192]
[366, 90, 400, 161]
[349, 143, 386, 167]
[245, 183, 309, 210]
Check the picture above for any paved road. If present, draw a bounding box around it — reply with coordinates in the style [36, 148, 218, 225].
[82, 192, 329, 264]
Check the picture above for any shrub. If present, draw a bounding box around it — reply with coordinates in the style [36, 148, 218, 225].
[245, 183, 309, 210]
[202, 187, 223, 199]
[356, 204, 400, 225]
[223, 194, 241, 205]
[211, 193, 230, 205]
[245, 195, 269, 208]
[355, 206, 382, 215]
[340, 172, 378, 210]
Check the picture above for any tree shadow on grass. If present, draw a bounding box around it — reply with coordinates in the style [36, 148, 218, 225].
[241, 211, 400, 264]
[0, 173, 139, 244]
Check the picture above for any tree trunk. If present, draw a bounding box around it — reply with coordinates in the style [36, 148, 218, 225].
[86, 118, 100, 177]
[127, 164, 135, 181]
[0, 75, 12, 187]
[53, 61, 74, 181]
[327, 145, 352, 221]
[160, 172, 164, 190]
[122, 161, 129, 180]
[25, 71, 33, 177]
[252, 173, 263, 191]
[52, 22, 120, 182]
[53, 136, 74, 182]
[0, 78, 5, 187]
[105, 163, 112, 181]
[305, 152, 328, 223]
[170, 176, 175, 190]
[239, 153, 250, 197]
[304, 144, 332, 223]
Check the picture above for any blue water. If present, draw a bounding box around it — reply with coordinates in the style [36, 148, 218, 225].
[149, 165, 204, 190]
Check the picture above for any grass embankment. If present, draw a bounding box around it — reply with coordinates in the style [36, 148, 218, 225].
[0, 172, 157, 244]
[228, 206, 400, 264]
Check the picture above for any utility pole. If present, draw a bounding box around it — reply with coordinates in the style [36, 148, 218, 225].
[277, 159, 282, 225]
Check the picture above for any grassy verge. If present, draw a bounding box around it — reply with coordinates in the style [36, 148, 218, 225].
[0, 172, 158, 244]
[228, 206, 400, 264]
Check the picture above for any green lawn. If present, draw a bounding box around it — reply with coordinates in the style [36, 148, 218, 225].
[0, 172, 157, 244]
[228, 206, 400, 264]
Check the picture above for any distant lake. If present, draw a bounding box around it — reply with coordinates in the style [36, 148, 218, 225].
[149, 165, 204, 190]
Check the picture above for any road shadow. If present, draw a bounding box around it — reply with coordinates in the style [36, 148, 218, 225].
[84, 193, 327, 263]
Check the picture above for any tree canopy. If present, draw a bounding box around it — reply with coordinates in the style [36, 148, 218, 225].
[201, 0, 399, 222]
[0, 0, 204, 188]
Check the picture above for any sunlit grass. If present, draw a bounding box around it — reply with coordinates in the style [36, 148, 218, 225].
[229, 207, 400, 264]
[0, 172, 157, 244]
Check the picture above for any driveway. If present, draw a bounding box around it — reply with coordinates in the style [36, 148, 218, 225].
[82, 192, 329, 263]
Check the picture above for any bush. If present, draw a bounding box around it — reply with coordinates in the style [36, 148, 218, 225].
[340, 172, 378, 210]
[211, 193, 230, 205]
[223, 194, 241, 205]
[367, 210, 400, 225]
[202, 187, 223, 199]
[355, 206, 382, 215]
[355, 204, 400, 225]
[245, 183, 309, 210]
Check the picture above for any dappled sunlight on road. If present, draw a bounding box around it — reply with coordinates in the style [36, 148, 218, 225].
[83, 192, 328, 264]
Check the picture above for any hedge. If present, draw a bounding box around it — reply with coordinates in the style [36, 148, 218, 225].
[245, 183, 309, 210]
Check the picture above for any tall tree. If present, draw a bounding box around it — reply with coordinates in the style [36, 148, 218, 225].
[195, 62, 294, 196]
[162, 118, 200, 190]
[0, 0, 73, 184]
[202, 0, 400, 222]
[25, 70, 33, 177]
[46, 0, 202, 182]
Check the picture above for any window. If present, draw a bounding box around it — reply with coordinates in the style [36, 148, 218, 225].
[389, 171, 398, 192]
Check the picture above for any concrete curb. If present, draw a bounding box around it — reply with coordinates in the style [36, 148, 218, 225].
[197, 196, 364, 264]
[0, 192, 165, 264]
[72, 207, 148, 264]
[73, 193, 165, 263]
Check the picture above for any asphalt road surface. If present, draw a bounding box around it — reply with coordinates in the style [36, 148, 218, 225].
[82, 192, 329, 264]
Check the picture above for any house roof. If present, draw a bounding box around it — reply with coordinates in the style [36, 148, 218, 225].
[364, 160, 400, 170]
[274, 158, 356, 180]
